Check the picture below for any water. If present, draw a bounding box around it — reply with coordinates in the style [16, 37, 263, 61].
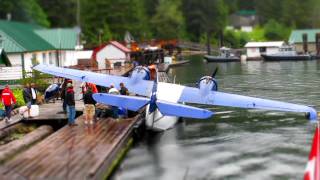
[113, 56, 320, 180]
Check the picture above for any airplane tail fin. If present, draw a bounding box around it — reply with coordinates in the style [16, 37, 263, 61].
[93, 93, 149, 111]
[156, 100, 213, 119]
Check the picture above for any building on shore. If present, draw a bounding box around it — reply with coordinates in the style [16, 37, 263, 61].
[91, 41, 131, 70]
[227, 10, 258, 32]
[244, 41, 285, 60]
[0, 20, 87, 81]
[289, 29, 320, 54]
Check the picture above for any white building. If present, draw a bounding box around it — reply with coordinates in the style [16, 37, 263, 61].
[244, 41, 285, 60]
[92, 41, 131, 69]
[0, 20, 85, 80]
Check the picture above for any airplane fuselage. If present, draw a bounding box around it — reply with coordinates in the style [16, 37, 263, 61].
[145, 82, 185, 131]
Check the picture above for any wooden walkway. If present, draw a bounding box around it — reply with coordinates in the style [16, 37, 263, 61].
[26, 101, 84, 121]
[0, 115, 140, 179]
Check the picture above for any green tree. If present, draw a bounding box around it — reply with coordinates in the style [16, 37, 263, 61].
[0, 0, 49, 27]
[264, 19, 290, 40]
[183, 0, 228, 54]
[151, 0, 185, 39]
[38, 0, 77, 27]
[81, 0, 150, 46]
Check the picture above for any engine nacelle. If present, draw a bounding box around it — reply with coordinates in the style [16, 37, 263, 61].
[197, 76, 218, 94]
[130, 66, 151, 83]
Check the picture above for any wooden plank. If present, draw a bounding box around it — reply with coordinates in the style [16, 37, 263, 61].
[0, 114, 140, 179]
[25, 101, 84, 121]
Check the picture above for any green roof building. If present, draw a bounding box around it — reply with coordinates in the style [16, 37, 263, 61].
[289, 29, 320, 53]
[0, 20, 80, 80]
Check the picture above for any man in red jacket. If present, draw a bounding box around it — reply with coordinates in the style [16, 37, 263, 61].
[1, 85, 16, 122]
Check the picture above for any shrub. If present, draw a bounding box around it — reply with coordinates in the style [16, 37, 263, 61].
[264, 19, 291, 40]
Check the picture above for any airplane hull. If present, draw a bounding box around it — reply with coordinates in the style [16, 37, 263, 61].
[145, 81, 185, 131]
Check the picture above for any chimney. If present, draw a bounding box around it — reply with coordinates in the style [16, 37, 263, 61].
[6, 13, 11, 21]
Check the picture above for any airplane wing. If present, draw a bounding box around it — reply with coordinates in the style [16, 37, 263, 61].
[33, 64, 153, 96]
[176, 85, 318, 120]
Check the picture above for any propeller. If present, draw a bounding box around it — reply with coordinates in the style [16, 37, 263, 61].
[211, 67, 218, 78]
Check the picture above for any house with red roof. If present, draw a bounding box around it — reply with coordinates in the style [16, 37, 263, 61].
[92, 41, 131, 69]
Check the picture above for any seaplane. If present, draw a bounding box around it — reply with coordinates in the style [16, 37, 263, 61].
[33, 64, 318, 131]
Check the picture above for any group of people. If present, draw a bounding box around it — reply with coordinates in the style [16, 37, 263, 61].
[60, 78, 130, 127]
[0, 83, 38, 122]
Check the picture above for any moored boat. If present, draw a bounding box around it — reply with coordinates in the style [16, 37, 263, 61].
[204, 47, 240, 62]
[261, 45, 311, 61]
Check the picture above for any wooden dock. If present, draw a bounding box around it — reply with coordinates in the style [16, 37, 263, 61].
[25, 101, 84, 121]
[0, 115, 141, 179]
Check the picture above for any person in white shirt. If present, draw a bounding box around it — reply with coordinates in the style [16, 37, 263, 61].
[30, 83, 38, 105]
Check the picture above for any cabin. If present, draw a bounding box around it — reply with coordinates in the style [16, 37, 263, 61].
[92, 41, 131, 69]
[0, 20, 85, 80]
[289, 29, 320, 54]
[227, 10, 258, 32]
[244, 41, 285, 60]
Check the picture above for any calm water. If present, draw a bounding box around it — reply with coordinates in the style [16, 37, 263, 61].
[113, 56, 320, 180]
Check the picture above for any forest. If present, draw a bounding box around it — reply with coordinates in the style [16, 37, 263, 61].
[0, 0, 319, 48]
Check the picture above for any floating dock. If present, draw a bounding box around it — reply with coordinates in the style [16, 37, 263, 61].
[0, 113, 142, 179]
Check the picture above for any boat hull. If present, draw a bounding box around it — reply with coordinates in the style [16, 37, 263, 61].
[204, 55, 240, 62]
[261, 54, 311, 61]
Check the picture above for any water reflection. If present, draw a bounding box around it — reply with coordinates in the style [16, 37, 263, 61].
[113, 57, 319, 180]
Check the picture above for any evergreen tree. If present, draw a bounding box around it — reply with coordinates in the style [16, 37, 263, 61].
[38, 0, 77, 27]
[183, 0, 228, 53]
[151, 0, 185, 39]
[0, 0, 49, 27]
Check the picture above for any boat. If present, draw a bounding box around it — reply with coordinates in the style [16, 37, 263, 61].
[204, 47, 240, 62]
[261, 45, 311, 61]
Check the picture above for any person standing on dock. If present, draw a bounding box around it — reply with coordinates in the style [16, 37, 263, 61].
[30, 83, 38, 105]
[61, 79, 72, 113]
[108, 84, 120, 118]
[1, 85, 16, 122]
[23, 83, 32, 118]
[83, 86, 96, 125]
[119, 82, 129, 95]
[66, 83, 76, 126]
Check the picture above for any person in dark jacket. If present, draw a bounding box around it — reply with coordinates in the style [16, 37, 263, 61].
[30, 83, 38, 105]
[83, 86, 96, 125]
[66, 83, 76, 126]
[22, 83, 32, 118]
[61, 79, 72, 113]
[83, 87, 96, 125]
[119, 82, 129, 95]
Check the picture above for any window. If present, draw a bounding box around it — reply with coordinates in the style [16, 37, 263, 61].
[42, 53, 47, 64]
[49, 52, 53, 64]
[259, 47, 266, 53]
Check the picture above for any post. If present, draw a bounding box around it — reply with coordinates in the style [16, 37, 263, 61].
[206, 31, 211, 55]
[0, 34, 3, 48]
[21, 54, 25, 79]
[302, 33, 308, 54]
[316, 33, 320, 55]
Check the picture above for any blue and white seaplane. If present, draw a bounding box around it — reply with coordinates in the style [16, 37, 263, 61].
[33, 64, 317, 131]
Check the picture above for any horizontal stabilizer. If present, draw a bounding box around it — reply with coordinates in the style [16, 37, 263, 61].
[93, 93, 149, 111]
[156, 100, 213, 119]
